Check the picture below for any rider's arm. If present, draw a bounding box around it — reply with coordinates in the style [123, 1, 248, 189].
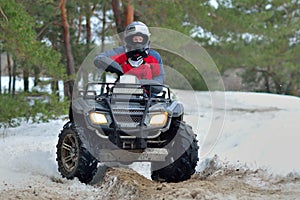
[148, 49, 165, 84]
[94, 46, 126, 69]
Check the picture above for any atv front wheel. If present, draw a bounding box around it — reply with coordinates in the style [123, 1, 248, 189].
[56, 122, 98, 184]
[151, 121, 199, 182]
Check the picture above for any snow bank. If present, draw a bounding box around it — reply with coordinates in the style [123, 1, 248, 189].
[197, 91, 300, 175]
[0, 91, 300, 191]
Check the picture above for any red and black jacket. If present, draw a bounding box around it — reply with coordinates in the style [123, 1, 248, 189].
[95, 46, 165, 84]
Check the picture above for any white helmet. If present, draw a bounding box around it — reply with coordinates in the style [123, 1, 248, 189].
[124, 21, 151, 52]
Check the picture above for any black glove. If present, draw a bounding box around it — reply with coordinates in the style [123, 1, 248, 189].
[94, 55, 124, 76]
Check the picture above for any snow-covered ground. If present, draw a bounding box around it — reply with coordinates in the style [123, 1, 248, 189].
[0, 76, 64, 96]
[1, 90, 300, 199]
[175, 90, 300, 175]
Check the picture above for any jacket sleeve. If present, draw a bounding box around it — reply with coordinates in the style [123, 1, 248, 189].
[94, 46, 125, 69]
[150, 63, 161, 77]
[141, 64, 153, 80]
[149, 50, 165, 84]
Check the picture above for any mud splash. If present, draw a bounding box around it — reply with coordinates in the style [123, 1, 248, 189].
[1, 157, 299, 200]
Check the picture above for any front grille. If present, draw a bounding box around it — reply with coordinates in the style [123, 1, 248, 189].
[112, 107, 144, 128]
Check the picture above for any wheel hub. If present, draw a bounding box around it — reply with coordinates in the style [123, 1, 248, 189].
[61, 134, 79, 172]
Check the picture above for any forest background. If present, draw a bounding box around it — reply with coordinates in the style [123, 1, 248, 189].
[0, 0, 299, 127]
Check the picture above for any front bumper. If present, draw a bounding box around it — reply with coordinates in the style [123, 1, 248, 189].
[98, 148, 169, 162]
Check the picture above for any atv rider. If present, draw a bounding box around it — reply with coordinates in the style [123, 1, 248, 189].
[94, 21, 165, 84]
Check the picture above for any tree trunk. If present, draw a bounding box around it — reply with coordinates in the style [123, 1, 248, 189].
[124, 0, 134, 26]
[101, 1, 107, 52]
[86, 4, 96, 45]
[23, 67, 29, 92]
[86, 13, 91, 47]
[112, 0, 134, 31]
[292, 84, 299, 96]
[51, 80, 59, 97]
[60, 0, 75, 99]
[112, 0, 125, 34]
[33, 65, 40, 87]
[12, 61, 16, 96]
[86, 4, 96, 54]
[77, 14, 82, 43]
[100, 1, 107, 93]
[0, 52, 2, 94]
[112, 0, 134, 43]
[7, 52, 12, 94]
[263, 73, 270, 93]
[86, 10, 91, 54]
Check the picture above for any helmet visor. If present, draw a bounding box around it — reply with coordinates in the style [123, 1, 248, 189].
[125, 33, 149, 49]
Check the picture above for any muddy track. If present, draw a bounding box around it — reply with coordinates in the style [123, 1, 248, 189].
[1, 166, 299, 200]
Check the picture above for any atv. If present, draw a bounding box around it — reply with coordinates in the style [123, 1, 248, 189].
[56, 58, 199, 183]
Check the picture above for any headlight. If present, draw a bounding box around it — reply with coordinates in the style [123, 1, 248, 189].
[89, 112, 108, 124]
[149, 112, 168, 126]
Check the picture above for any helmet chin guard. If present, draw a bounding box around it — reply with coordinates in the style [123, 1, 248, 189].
[126, 48, 148, 68]
[128, 57, 144, 68]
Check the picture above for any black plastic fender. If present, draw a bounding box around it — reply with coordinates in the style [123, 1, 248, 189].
[168, 101, 184, 118]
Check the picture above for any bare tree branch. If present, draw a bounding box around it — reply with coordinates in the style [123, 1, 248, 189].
[0, 6, 8, 22]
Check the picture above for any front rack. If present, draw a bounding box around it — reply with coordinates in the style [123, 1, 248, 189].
[82, 82, 171, 101]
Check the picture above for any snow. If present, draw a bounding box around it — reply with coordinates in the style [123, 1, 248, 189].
[0, 76, 64, 97]
[169, 90, 300, 176]
[0, 120, 62, 189]
[211, 92, 300, 175]
[1, 90, 300, 195]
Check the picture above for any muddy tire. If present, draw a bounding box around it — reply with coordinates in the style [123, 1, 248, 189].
[56, 122, 98, 184]
[151, 121, 199, 183]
